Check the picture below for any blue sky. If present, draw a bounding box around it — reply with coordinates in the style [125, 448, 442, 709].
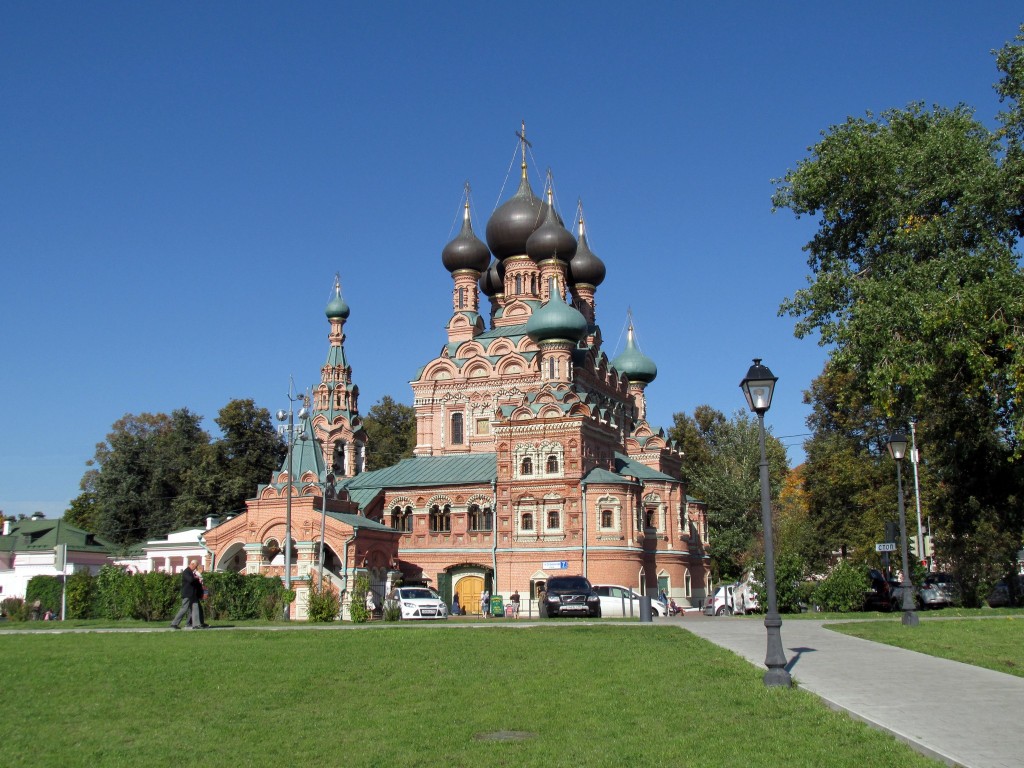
[2, 3, 1021, 519]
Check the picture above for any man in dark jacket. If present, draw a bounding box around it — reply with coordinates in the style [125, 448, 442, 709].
[170, 559, 202, 629]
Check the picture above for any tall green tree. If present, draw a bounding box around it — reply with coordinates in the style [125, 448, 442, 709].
[362, 396, 416, 471]
[670, 406, 789, 579]
[773, 26, 1024, 598]
[213, 399, 286, 516]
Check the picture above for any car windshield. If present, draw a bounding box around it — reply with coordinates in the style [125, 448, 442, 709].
[548, 577, 591, 592]
[400, 589, 436, 600]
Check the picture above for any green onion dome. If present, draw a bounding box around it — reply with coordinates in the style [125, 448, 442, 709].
[611, 324, 657, 383]
[325, 276, 350, 319]
[525, 289, 588, 344]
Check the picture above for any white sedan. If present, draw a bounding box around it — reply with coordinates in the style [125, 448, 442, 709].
[391, 587, 449, 620]
[593, 585, 667, 617]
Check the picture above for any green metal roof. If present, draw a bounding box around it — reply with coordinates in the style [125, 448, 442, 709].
[325, 511, 398, 532]
[581, 467, 637, 486]
[0, 519, 113, 553]
[613, 452, 676, 482]
[343, 453, 497, 493]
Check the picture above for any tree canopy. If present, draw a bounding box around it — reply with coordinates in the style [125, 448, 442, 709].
[773, 25, 1024, 598]
[66, 399, 284, 547]
[671, 406, 789, 579]
[362, 395, 416, 471]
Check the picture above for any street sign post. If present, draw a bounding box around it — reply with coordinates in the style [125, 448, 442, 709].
[875, 542, 897, 553]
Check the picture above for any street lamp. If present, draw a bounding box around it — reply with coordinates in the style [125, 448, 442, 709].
[276, 387, 307, 620]
[740, 358, 791, 687]
[886, 432, 920, 627]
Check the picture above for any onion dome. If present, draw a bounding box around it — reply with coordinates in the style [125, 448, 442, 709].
[526, 188, 577, 263]
[485, 168, 544, 261]
[611, 322, 657, 383]
[479, 258, 504, 297]
[325, 275, 350, 319]
[567, 215, 606, 287]
[525, 289, 588, 344]
[442, 200, 491, 274]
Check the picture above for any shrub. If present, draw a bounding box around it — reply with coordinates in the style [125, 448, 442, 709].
[751, 553, 807, 613]
[65, 570, 95, 619]
[382, 599, 402, 622]
[136, 571, 177, 621]
[813, 560, 869, 612]
[95, 564, 138, 620]
[305, 578, 339, 622]
[26, 576, 63, 616]
[1, 597, 27, 621]
[202, 572, 288, 621]
[349, 574, 371, 623]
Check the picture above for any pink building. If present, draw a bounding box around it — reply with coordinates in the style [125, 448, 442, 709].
[205, 138, 709, 617]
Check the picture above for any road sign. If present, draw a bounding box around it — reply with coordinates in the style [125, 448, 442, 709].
[542, 560, 568, 570]
[875, 542, 897, 553]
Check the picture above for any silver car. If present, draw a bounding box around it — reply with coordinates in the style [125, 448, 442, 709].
[593, 584, 666, 617]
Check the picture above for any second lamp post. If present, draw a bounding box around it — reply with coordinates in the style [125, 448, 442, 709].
[740, 358, 791, 687]
[886, 432, 920, 627]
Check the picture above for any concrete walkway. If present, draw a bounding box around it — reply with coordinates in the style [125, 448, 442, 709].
[677, 614, 1023, 768]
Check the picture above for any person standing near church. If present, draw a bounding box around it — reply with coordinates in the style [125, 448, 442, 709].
[480, 589, 490, 618]
[170, 559, 202, 630]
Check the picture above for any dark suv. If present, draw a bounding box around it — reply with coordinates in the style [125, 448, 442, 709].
[543, 576, 602, 618]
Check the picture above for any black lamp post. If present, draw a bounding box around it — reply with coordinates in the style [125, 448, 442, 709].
[740, 359, 791, 687]
[886, 432, 920, 627]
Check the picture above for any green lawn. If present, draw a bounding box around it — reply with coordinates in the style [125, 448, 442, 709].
[829, 616, 1024, 677]
[0, 624, 941, 768]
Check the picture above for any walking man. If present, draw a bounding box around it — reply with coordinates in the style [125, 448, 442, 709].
[170, 559, 202, 629]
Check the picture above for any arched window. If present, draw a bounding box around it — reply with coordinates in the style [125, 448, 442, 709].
[684, 570, 692, 597]
[451, 412, 464, 445]
[402, 506, 413, 532]
[645, 507, 657, 529]
[468, 504, 480, 530]
[390, 506, 402, 530]
[547, 510, 560, 529]
[515, 274, 523, 294]
[521, 513, 534, 531]
[441, 504, 451, 532]
[458, 287, 466, 309]
[601, 509, 613, 528]
[520, 456, 533, 475]
[429, 505, 442, 532]
[546, 454, 559, 473]
[334, 441, 347, 476]
[262, 539, 281, 563]
[548, 358, 556, 378]
[482, 506, 493, 531]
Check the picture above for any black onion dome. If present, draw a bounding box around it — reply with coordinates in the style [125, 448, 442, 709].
[567, 226, 605, 287]
[485, 172, 544, 261]
[526, 196, 577, 264]
[442, 204, 491, 273]
[479, 258, 504, 297]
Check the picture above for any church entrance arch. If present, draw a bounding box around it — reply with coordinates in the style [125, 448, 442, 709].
[218, 542, 247, 573]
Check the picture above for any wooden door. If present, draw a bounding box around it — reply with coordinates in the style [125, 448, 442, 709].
[458, 575, 484, 615]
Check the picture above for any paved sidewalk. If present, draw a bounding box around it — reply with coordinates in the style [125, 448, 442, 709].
[677, 615, 1023, 768]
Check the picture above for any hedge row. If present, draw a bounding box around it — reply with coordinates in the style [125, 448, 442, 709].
[4, 566, 290, 622]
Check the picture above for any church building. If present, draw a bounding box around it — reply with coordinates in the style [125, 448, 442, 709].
[203, 134, 709, 618]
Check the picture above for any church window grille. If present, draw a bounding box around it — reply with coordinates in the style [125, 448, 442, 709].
[521, 513, 534, 531]
[546, 454, 559, 473]
[451, 412, 464, 445]
[520, 456, 533, 475]
[601, 509, 614, 528]
[458, 287, 465, 309]
[547, 510, 560, 530]
[515, 275, 522, 294]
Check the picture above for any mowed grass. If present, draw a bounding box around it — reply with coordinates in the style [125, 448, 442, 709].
[0, 625, 940, 768]
[829, 616, 1024, 677]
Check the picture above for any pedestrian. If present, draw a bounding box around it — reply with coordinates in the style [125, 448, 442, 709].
[480, 589, 490, 618]
[30, 600, 42, 621]
[510, 589, 520, 618]
[365, 589, 377, 617]
[659, 589, 668, 606]
[452, 593, 461, 616]
[188, 564, 210, 628]
[170, 559, 203, 630]
[538, 585, 547, 618]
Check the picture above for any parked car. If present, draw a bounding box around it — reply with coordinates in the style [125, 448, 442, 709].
[543, 576, 602, 618]
[887, 579, 919, 611]
[703, 581, 758, 616]
[863, 569, 893, 611]
[987, 575, 1024, 608]
[391, 587, 448, 620]
[592, 584, 666, 617]
[918, 573, 960, 609]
